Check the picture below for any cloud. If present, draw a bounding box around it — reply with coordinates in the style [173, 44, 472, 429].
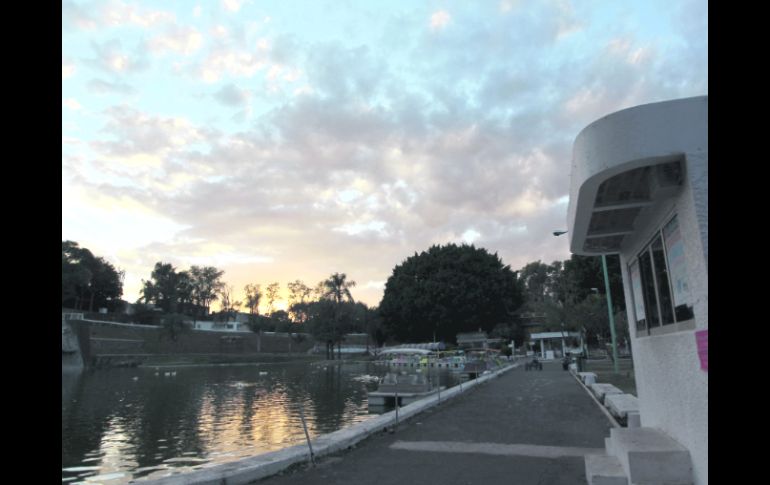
[63, 0, 175, 30]
[86, 39, 150, 74]
[222, 0, 244, 13]
[63, 3, 707, 307]
[87, 78, 136, 95]
[212, 83, 251, 107]
[62, 61, 76, 80]
[149, 26, 204, 56]
[63, 98, 82, 110]
[430, 10, 451, 31]
[92, 105, 208, 159]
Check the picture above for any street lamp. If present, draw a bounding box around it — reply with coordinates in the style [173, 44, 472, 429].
[553, 230, 619, 373]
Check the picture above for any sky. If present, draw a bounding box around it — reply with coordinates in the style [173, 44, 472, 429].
[62, 0, 708, 312]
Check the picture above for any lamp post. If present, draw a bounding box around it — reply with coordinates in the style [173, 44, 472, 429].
[553, 230, 619, 374]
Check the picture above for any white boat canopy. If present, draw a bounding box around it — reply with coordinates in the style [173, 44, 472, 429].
[378, 348, 434, 355]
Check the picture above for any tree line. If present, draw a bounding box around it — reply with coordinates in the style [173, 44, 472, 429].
[63, 240, 628, 353]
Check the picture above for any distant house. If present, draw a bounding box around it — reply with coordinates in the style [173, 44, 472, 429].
[456, 331, 505, 351]
[191, 320, 250, 332]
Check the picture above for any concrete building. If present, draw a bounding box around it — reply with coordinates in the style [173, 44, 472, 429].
[567, 96, 707, 484]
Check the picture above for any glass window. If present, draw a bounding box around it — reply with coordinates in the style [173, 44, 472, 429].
[629, 261, 647, 333]
[638, 248, 660, 328]
[651, 236, 675, 325]
[629, 214, 695, 336]
[662, 216, 695, 321]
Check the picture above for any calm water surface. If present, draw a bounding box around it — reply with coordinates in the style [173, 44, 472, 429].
[62, 361, 457, 483]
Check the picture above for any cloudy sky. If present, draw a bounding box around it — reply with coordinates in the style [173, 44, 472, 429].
[62, 0, 708, 311]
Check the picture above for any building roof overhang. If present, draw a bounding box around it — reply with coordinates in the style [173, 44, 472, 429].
[567, 96, 708, 255]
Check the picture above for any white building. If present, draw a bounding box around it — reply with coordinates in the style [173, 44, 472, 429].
[191, 320, 250, 332]
[567, 97, 707, 484]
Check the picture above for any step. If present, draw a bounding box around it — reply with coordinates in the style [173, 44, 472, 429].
[589, 383, 623, 403]
[605, 394, 639, 420]
[610, 427, 692, 484]
[605, 437, 615, 456]
[585, 454, 628, 485]
[578, 372, 597, 384]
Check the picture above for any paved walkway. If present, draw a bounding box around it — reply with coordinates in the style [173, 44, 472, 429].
[258, 361, 613, 485]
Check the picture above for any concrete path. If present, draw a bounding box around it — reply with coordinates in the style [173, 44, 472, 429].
[257, 361, 613, 485]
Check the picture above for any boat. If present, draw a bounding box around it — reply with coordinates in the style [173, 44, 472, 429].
[367, 372, 445, 408]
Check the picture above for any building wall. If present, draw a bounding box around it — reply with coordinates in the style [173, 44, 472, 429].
[618, 151, 708, 485]
[68, 319, 318, 363]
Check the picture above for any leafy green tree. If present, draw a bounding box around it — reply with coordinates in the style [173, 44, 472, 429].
[140, 262, 181, 313]
[305, 299, 344, 359]
[379, 244, 523, 343]
[321, 273, 357, 357]
[62, 241, 124, 312]
[189, 266, 225, 318]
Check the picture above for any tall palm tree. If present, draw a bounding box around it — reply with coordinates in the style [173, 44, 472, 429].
[322, 273, 356, 358]
[322, 273, 356, 304]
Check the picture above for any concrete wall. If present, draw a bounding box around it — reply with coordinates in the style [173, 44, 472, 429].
[617, 138, 708, 483]
[67, 319, 320, 366]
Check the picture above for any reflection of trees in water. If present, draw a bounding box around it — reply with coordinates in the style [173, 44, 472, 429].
[301, 362, 377, 435]
[62, 361, 383, 480]
[62, 371, 106, 468]
[122, 370, 205, 468]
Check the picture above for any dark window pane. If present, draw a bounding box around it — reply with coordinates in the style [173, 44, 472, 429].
[651, 236, 675, 325]
[638, 249, 660, 328]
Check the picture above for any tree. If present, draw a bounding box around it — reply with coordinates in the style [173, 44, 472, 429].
[244, 283, 262, 315]
[305, 299, 345, 359]
[265, 282, 281, 315]
[217, 284, 241, 322]
[322, 273, 356, 305]
[62, 241, 124, 312]
[321, 273, 357, 358]
[140, 262, 180, 313]
[379, 244, 523, 344]
[287, 280, 313, 323]
[189, 266, 225, 318]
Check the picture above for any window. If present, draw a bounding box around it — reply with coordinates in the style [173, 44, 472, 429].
[629, 214, 694, 336]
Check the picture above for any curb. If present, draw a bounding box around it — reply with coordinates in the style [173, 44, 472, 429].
[569, 370, 621, 429]
[139, 363, 519, 484]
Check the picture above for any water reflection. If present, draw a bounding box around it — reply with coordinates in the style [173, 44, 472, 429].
[62, 361, 406, 483]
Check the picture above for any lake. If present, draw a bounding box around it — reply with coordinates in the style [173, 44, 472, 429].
[62, 360, 458, 484]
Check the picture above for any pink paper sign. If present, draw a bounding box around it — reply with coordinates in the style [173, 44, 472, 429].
[695, 330, 708, 371]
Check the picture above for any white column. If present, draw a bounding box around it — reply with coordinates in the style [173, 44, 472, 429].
[561, 335, 566, 356]
[540, 339, 545, 358]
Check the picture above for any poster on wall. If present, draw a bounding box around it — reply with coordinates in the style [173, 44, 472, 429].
[663, 216, 691, 309]
[629, 260, 645, 322]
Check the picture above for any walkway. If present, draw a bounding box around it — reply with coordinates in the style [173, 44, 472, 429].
[258, 361, 613, 485]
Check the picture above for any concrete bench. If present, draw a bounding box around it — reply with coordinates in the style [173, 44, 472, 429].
[578, 372, 597, 385]
[589, 383, 623, 403]
[604, 394, 639, 420]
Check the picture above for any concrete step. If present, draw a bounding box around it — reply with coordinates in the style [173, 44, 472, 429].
[604, 394, 639, 420]
[605, 437, 615, 456]
[609, 427, 692, 484]
[585, 454, 628, 485]
[589, 383, 624, 403]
